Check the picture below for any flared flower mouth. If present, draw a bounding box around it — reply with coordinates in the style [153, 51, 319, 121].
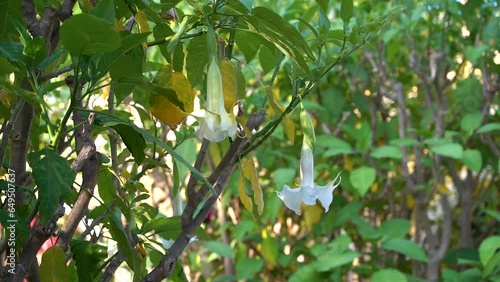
[277, 138, 341, 215]
[193, 108, 237, 143]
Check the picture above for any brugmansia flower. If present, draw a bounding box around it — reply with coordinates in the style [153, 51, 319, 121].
[194, 58, 238, 142]
[277, 141, 342, 215]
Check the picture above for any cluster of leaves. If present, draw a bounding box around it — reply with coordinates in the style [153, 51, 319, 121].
[0, 0, 498, 281]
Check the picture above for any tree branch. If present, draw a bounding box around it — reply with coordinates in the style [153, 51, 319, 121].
[143, 112, 264, 281]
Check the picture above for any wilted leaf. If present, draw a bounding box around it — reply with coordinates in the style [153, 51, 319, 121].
[265, 86, 295, 144]
[150, 65, 196, 127]
[238, 158, 264, 218]
[220, 60, 238, 112]
[135, 10, 150, 32]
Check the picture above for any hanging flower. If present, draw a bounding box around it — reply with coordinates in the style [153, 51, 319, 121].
[277, 140, 341, 215]
[194, 58, 238, 142]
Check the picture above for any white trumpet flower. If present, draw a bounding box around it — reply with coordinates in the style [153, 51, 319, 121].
[194, 59, 237, 142]
[277, 141, 341, 215]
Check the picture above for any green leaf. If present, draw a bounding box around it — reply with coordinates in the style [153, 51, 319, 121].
[28, 149, 76, 222]
[40, 48, 68, 70]
[236, 258, 265, 280]
[185, 35, 209, 86]
[483, 251, 500, 278]
[0, 41, 23, 62]
[24, 37, 47, 67]
[349, 166, 376, 196]
[97, 167, 116, 203]
[109, 44, 145, 103]
[331, 202, 363, 228]
[153, 22, 174, 61]
[460, 111, 483, 133]
[315, 251, 360, 271]
[289, 263, 325, 281]
[99, 32, 150, 75]
[370, 145, 402, 160]
[0, 0, 22, 41]
[320, 138, 353, 157]
[340, 0, 354, 23]
[107, 212, 142, 274]
[91, 0, 115, 24]
[141, 216, 181, 238]
[262, 235, 279, 267]
[235, 31, 265, 62]
[389, 138, 419, 147]
[112, 124, 146, 164]
[458, 268, 482, 282]
[259, 45, 278, 75]
[476, 122, 500, 134]
[379, 219, 411, 240]
[204, 241, 234, 259]
[352, 216, 380, 239]
[479, 236, 500, 267]
[60, 14, 120, 55]
[462, 149, 482, 172]
[430, 142, 463, 159]
[372, 269, 407, 282]
[240, 7, 315, 77]
[273, 167, 296, 192]
[39, 246, 70, 282]
[71, 240, 107, 281]
[382, 238, 429, 262]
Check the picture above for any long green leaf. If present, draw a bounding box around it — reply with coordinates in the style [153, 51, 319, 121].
[28, 149, 76, 222]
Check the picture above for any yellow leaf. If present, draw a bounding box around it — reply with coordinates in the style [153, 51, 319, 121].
[135, 10, 150, 33]
[370, 182, 379, 193]
[437, 183, 451, 195]
[150, 66, 196, 127]
[114, 18, 124, 32]
[282, 115, 295, 144]
[406, 194, 415, 209]
[302, 204, 323, 231]
[344, 155, 353, 171]
[238, 172, 253, 214]
[220, 60, 238, 112]
[0, 88, 12, 108]
[238, 158, 264, 217]
[264, 86, 295, 144]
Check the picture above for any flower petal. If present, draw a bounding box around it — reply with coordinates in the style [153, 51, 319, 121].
[301, 185, 318, 206]
[277, 185, 304, 215]
[300, 142, 315, 188]
[316, 172, 342, 212]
